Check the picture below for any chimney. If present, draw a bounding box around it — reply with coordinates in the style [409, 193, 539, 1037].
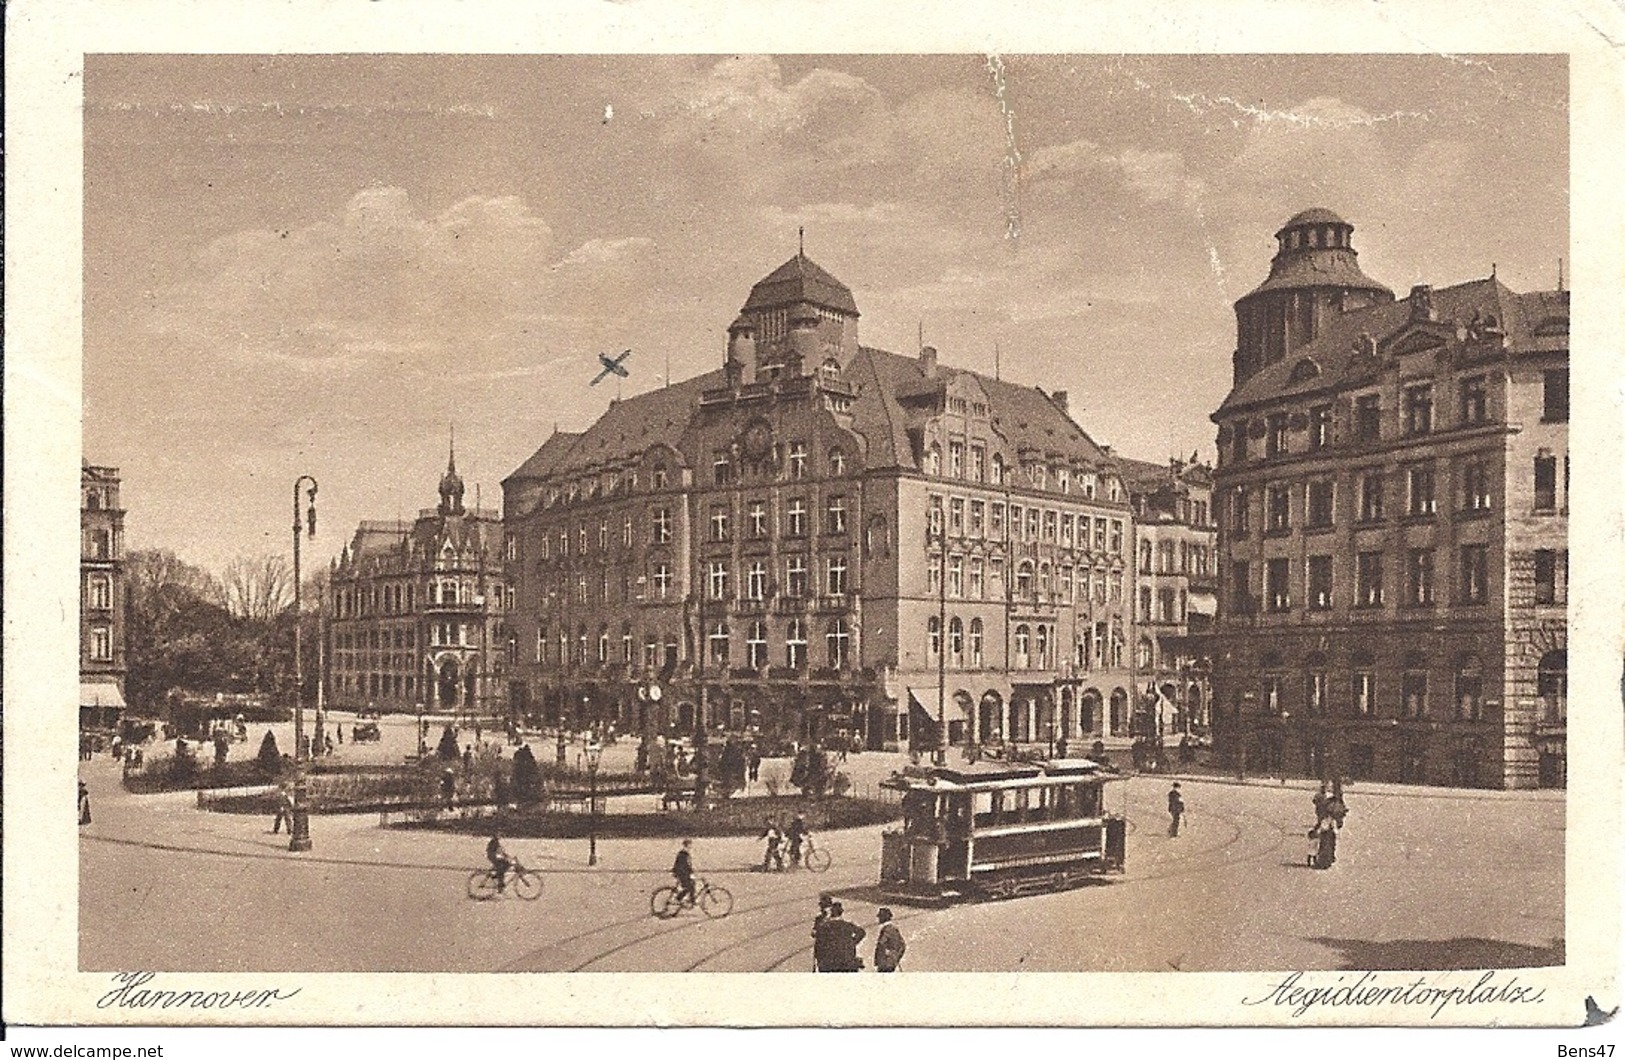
[1050, 389, 1069, 414]
[919, 345, 938, 377]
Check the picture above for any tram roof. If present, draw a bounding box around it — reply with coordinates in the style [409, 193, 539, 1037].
[883, 758, 1118, 791]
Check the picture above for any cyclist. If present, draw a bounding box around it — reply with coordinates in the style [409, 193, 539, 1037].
[486, 833, 513, 892]
[672, 838, 697, 907]
[786, 813, 808, 866]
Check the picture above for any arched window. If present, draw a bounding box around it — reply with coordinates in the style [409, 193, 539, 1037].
[1036, 624, 1049, 667]
[991, 453, 1005, 485]
[926, 444, 942, 476]
[598, 627, 610, 664]
[1140, 539, 1153, 573]
[927, 616, 941, 659]
[1014, 624, 1031, 668]
[969, 618, 984, 667]
[1136, 636, 1154, 670]
[1402, 652, 1429, 718]
[1038, 562, 1052, 595]
[87, 574, 112, 610]
[1015, 562, 1034, 599]
[1537, 650, 1566, 722]
[949, 617, 964, 666]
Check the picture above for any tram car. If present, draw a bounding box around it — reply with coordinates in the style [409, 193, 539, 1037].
[879, 758, 1127, 902]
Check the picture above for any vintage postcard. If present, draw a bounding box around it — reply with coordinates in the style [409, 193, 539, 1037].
[5, 0, 1622, 1037]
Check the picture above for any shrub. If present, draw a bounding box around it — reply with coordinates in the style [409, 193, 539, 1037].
[256, 731, 282, 777]
[437, 725, 460, 761]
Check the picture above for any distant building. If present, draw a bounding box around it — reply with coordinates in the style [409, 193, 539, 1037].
[502, 251, 1139, 754]
[1209, 208, 1568, 788]
[1118, 454, 1217, 736]
[329, 450, 513, 718]
[81, 462, 127, 728]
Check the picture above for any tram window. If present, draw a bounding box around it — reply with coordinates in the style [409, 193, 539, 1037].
[903, 791, 938, 837]
[1054, 784, 1076, 819]
[1029, 786, 1052, 822]
[946, 795, 972, 836]
[1013, 788, 1030, 822]
[1078, 784, 1101, 817]
[973, 790, 999, 827]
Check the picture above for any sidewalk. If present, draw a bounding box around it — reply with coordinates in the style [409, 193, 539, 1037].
[1152, 768, 1566, 802]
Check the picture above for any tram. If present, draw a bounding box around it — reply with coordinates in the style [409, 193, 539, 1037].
[879, 758, 1127, 902]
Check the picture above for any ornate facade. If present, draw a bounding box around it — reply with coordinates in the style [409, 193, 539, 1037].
[329, 451, 513, 717]
[1209, 208, 1568, 788]
[503, 253, 1139, 753]
[81, 461, 127, 728]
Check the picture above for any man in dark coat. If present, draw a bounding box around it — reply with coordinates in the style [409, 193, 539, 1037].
[815, 901, 866, 972]
[874, 908, 906, 972]
[1167, 782, 1185, 837]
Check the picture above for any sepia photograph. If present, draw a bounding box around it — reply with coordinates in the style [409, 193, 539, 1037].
[6, 0, 1622, 1037]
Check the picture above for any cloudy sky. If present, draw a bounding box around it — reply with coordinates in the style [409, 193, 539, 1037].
[84, 54, 1567, 575]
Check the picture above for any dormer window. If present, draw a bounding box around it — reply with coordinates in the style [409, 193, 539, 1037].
[1081, 472, 1097, 499]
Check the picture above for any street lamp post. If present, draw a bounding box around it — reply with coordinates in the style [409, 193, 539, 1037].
[289, 475, 318, 853]
[585, 741, 603, 866]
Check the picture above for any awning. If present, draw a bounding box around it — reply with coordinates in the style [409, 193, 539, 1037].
[1186, 592, 1218, 616]
[908, 687, 970, 721]
[80, 678, 127, 709]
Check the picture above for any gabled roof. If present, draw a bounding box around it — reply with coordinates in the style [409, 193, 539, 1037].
[1218, 277, 1565, 415]
[742, 253, 860, 316]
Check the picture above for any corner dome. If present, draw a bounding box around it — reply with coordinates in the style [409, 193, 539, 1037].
[1279, 207, 1348, 232]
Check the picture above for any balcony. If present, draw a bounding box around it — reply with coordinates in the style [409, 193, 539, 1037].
[732, 597, 768, 616]
[774, 596, 809, 615]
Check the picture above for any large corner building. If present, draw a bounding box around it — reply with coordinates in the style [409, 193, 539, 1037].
[1209, 209, 1569, 788]
[502, 253, 1142, 753]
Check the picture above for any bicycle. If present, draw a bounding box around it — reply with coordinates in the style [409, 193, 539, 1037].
[798, 839, 831, 873]
[650, 877, 733, 919]
[467, 860, 544, 901]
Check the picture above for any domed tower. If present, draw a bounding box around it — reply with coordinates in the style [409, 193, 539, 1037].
[438, 437, 466, 517]
[1233, 208, 1393, 386]
[735, 246, 859, 380]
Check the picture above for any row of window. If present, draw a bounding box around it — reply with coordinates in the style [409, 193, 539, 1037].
[1136, 538, 1214, 576]
[1248, 649, 1566, 723]
[927, 496, 1126, 552]
[1138, 586, 1193, 625]
[535, 619, 855, 671]
[1229, 452, 1568, 535]
[334, 579, 511, 619]
[1231, 547, 1569, 614]
[542, 444, 852, 509]
[923, 439, 1125, 501]
[923, 617, 1125, 671]
[1228, 369, 1567, 464]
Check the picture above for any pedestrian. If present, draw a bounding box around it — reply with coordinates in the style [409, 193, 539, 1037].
[271, 783, 293, 834]
[441, 768, 457, 808]
[337, 723, 343, 745]
[787, 812, 808, 867]
[811, 894, 835, 971]
[1167, 782, 1184, 837]
[475, 720, 483, 745]
[874, 908, 906, 972]
[814, 901, 866, 972]
[463, 745, 475, 778]
[77, 780, 92, 825]
[1314, 821, 1338, 869]
[749, 747, 762, 782]
[1313, 782, 1331, 830]
[761, 818, 784, 872]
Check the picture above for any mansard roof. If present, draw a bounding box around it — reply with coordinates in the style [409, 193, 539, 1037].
[1218, 277, 1566, 415]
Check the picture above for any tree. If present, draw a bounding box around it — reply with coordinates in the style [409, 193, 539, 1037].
[222, 553, 295, 623]
[511, 744, 540, 805]
[124, 549, 237, 709]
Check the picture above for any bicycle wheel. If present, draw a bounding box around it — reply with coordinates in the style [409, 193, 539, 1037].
[513, 869, 544, 901]
[650, 886, 681, 919]
[467, 870, 499, 901]
[805, 847, 831, 873]
[699, 884, 733, 919]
